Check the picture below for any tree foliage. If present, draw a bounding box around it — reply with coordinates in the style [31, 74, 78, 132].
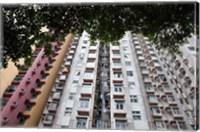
[2, 3, 197, 68]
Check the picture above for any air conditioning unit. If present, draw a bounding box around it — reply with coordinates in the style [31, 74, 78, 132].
[2, 117, 9, 125]
[27, 78, 32, 83]
[19, 89, 25, 96]
[11, 102, 18, 109]
[32, 68, 36, 74]
[37, 61, 41, 66]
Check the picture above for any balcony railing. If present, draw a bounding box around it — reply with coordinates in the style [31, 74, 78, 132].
[43, 114, 54, 126]
[4, 86, 16, 94]
[12, 76, 23, 85]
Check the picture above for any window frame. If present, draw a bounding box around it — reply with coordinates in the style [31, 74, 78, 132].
[132, 111, 141, 120]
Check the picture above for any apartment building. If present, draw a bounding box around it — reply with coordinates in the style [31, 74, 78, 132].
[0, 34, 73, 126]
[130, 33, 195, 130]
[39, 32, 100, 128]
[1, 31, 196, 130]
[155, 35, 197, 129]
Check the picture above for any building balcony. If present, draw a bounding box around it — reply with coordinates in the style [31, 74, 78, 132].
[154, 120, 166, 130]
[18, 112, 30, 126]
[69, 50, 75, 56]
[145, 85, 155, 94]
[154, 63, 161, 68]
[80, 84, 93, 97]
[66, 55, 73, 60]
[12, 76, 23, 85]
[51, 92, 62, 102]
[86, 62, 96, 69]
[42, 114, 54, 126]
[77, 103, 90, 116]
[111, 46, 120, 51]
[0, 98, 8, 111]
[157, 70, 164, 75]
[139, 62, 147, 68]
[136, 50, 143, 55]
[166, 107, 183, 119]
[143, 77, 152, 84]
[47, 102, 58, 114]
[166, 96, 177, 106]
[3, 86, 17, 98]
[59, 74, 67, 82]
[176, 121, 187, 130]
[32, 51, 40, 58]
[18, 67, 29, 75]
[151, 107, 162, 118]
[88, 53, 96, 59]
[137, 56, 145, 61]
[113, 94, 125, 101]
[151, 56, 158, 61]
[64, 61, 71, 68]
[163, 85, 173, 95]
[135, 45, 141, 50]
[148, 95, 158, 105]
[71, 45, 76, 50]
[114, 112, 126, 119]
[55, 82, 65, 91]
[77, 110, 90, 116]
[141, 69, 149, 75]
[89, 46, 97, 52]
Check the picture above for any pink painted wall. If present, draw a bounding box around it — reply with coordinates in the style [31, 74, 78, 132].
[1, 42, 58, 126]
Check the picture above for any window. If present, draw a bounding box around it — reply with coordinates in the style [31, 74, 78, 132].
[80, 99, 89, 108]
[116, 101, 124, 110]
[148, 95, 158, 103]
[113, 53, 120, 57]
[57, 83, 64, 88]
[82, 84, 92, 89]
[72, 80, 78, 87]
[113, 72, 122, 78]
[127, 71, 133, 77]
[115, 120, 126, 129]
[84, 71, 93, 77]
[76, 118, 87, 128]
[167, 95, 175, 102]
[125, 61, 131, 66]
[113, 61, 121, 66]
[132, 111, 141, 120]
[69, 93, 76, 100]
[144, 77, 151, 82]
[114, 85, 123, 92]
[130, 95, 138, 103]
[172, 108, 181, 115]
[64, 107, 72, 115]
[155, 121, 164, 128]
[188, 46, 195, 51]
[151, 107, 160, 114]
[145, 85, 154, 91]
[82, 46, 86, 49]
[178, 121, 187, 129]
